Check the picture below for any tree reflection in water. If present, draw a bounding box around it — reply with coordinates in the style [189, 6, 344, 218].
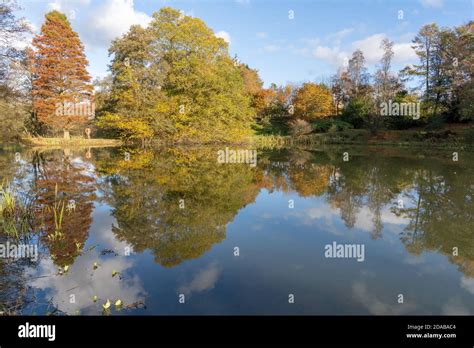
[0, 146, 472, 314]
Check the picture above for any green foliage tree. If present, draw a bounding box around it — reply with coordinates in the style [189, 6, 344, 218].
[96, 25, 170, 143]
[98, 7, 254, 143]
[451, 22, 474, 121]
[341, 96, 375, 129]
[401, 22, 473, 121]
[94, 147, 261, 267]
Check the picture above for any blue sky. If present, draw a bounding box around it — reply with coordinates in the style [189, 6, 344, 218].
[16, 0, 473, 87]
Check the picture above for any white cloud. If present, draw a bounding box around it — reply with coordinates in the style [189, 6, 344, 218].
[292, 47, 310, 55]
[461, 276, 474, 295]
[420, 0, 443, 8]
[392, 42, 418, 63]
[28, 250, 145, 315]
[48, 0, 91, 12]
[351, 33, 387, 63]
[178, 262, 221, 297]
[313, 45, 349, 67]
[263, 44, 281, 53]
[236, 0, 250, 4]
[256, 32, 267, 39]
[8, 19, 35, 51]
[296, 28, 352, 58]
[301, 37, 321, 47]
[327, 28, 354, 45]
[292, 204, 340, 234]
[81, 0, 151, 48]
[311, 31, 416, 68]
[353, 206, 410, 232]
[352, 281, 417, 314]
[215, 30, 231, 44]
[441, 297, 470, 315]
[291, 38, 318, 56]
[351, 33, 416, 65]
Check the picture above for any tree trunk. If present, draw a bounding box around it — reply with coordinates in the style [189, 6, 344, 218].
[63, 129, 70, 139]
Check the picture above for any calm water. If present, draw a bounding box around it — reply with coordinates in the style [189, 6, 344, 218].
[0, 145, 473, 315]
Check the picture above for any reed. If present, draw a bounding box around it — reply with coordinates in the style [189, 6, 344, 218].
[0, 183, 32, 238]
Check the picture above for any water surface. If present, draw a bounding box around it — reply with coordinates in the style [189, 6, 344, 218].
[0, 145, 473, 315]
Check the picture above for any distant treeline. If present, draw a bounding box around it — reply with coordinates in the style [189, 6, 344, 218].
[0, 2, 472, 143]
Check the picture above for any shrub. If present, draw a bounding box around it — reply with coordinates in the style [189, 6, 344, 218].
[463, 127, 474, 145]
[426, 114, 446, 131]
[312, 118, 353, 133]
[341, 96, 374, 129]
[289, 119, 312, 137]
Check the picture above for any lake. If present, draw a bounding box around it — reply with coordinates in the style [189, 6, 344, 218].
[0, 145, 473, 315]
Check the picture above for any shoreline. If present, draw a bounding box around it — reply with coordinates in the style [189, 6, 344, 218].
[20, 137, 122, 147]
[13, 127, 474, 151]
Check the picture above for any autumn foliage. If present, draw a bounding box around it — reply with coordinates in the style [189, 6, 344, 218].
[30, 11, 93, 138]
[97, 8, 254, 143]
[293, 83, 333, 121]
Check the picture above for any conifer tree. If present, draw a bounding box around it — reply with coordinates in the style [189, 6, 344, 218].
[31, 11, 92, 139]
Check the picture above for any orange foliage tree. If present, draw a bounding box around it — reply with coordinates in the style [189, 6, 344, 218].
[30, 11, 93, 139]
[293, 83, 333, 121]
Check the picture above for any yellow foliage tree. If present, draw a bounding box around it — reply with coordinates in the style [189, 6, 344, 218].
[293, 83, 333, 121]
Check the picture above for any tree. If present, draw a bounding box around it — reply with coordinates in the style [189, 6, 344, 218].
[253, 88, 276, 116]
[372, 39, 402, 131]
[402, 24, 438, 98]
[92, 75, 112, 114]
[450, 22, 474, 121]
[0, 58, 32, 141]
[96, 25, 170, 143]
[293, 83, 333, 120]
[239, 63, 263, 96]
[94, 147, 262, 267]
[347, 49, 370, 98]
[33, 149, 96, 266]
[0, 1, 31, 141]
[331, 70, 348, 116]
[402, 22, 473, 121]
[401, 24, 444, 117]
[149, 7, 253, 143]
[341, 95, 375, 129]
[374, 39, 401, 103]
[30, 11, 93, 139]
[99, 7, 254, 143]
[0, 0, 29, 84]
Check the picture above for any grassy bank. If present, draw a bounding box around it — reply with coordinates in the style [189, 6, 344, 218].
[21, 136, 122, 147]
[253, 124, 474, 149]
